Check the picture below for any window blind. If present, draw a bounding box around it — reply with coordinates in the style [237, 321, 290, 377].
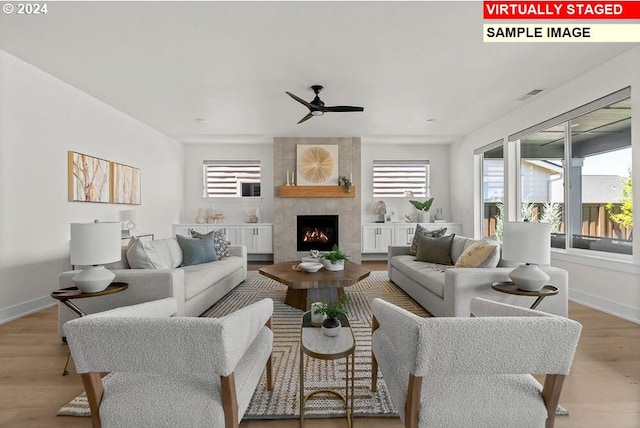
[373, 160, 429, 198]
[203, 160, 261, 197]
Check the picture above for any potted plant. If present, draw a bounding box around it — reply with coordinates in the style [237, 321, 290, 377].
[338, 176, 352, 193]
[313, 293, 351, 336]
[321, 245, 349, 271]
[409, 198, 434, 223]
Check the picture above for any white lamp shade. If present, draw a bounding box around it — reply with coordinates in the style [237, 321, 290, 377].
[70, 221, 122, 266]
[502, 221, 551, 265]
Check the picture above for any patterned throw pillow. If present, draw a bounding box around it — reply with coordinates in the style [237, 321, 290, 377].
[409, 225, 448, 255]
[454, 240, 499, 268]
[189, 229, 232, 259]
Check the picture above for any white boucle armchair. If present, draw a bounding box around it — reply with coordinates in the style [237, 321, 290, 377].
[371, 297, 582, 428]
[64, 297, 274, 428]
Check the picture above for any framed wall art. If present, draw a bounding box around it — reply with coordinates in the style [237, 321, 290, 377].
[68, 151, 111, 203]
[296, 144, 339, 186]
[111, 162, 141, 205]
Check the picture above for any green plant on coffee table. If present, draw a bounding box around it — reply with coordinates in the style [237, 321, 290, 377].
[313, 293, 351, 327]
[409, 198, 434, 212]
[322, 245, 349, 265]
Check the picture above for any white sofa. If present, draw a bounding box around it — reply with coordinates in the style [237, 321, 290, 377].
[57, 237, 247, 337]
[388, 235, 568, 317]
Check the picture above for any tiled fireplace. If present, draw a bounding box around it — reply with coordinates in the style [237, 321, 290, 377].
[273, 137, 362, 263]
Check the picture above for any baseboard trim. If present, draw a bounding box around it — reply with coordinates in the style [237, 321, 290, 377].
[0, 296, 56, 325]
[569, 289, 640, 324]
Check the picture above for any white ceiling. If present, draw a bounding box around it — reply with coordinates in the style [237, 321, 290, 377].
[1, 1, 636, 144]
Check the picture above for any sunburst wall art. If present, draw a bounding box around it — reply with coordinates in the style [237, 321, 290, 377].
[296, 144, 339, 186]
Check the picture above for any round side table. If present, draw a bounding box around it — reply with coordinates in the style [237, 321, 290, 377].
[491, 281, 558, 310]
[51, 282, 128, 375]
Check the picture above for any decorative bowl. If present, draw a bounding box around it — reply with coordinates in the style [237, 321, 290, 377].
[298, 262, 323, 273]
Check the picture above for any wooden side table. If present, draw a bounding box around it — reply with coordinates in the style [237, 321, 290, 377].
[50, 282, 128, 375]
[491, 281, 558, 310]
[299, 311, 355, 428]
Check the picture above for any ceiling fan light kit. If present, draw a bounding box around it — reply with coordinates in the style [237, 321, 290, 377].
[286, 85, 363, 124]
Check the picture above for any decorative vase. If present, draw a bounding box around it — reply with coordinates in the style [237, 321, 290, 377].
[321, 318, 341, 337]
[434, 208, 444, 220]
[418, 210, 431, 223]
[323, 259, 345, 271]
[196, 209, 206, 224]
[310, 302, 327, 327]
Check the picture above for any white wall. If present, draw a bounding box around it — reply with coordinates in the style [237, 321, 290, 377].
[449, 45, 640, 322]
[361, 143, 453, 225]
[182, 143, 274, 224]
[0, 51, 184, 323]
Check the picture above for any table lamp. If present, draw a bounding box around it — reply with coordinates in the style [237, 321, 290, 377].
[70, 220, 121, 293]
[502, 221, 551, 291]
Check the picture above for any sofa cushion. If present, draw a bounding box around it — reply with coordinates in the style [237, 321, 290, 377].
[409, 225, 447, 255]
[182, 256, 245, 300]
[152, 238, 183, 268]
[176, 235, 218, 267]
[455, 240, 499, 268]
[127, 237, 170, 269]
[390, 255, 450, 298]
[416, 234, 455, 265]
[190, 229, 232, 259]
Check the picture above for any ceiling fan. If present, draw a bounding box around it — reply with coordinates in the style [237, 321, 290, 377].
[285, 85, 364, 124]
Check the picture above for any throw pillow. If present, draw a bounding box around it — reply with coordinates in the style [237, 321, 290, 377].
[176, 234, 218, 266]
[454, 240, 499, 268]
[190, 229, 232, 258]
[409, 224, 448, 255]
[126, 237, 169, 269]
[415, 234, 455, 265]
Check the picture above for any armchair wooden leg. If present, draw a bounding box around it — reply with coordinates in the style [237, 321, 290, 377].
[266, 354, 274, 391]
[543, 374, 566, 428]
[371, 316, 380, 392]
[405, 373, 422, 428]
[81, 372, 104, 428]
[221, 373, 240, 428]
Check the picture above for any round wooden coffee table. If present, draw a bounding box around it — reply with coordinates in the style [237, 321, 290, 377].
[259, 261, 370, 311]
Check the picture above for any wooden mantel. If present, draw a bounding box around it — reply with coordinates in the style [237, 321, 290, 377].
[278, 185, 356, 198]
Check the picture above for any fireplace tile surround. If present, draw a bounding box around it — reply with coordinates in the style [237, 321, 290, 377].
[273, 137, 362, 263]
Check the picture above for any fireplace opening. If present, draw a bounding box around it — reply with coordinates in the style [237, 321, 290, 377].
[297, 215, 338, 252]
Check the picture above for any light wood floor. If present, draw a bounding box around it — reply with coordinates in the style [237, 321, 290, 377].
[1, 261, 638, 428]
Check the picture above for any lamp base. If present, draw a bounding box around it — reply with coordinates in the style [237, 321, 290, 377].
[72, 266, 115, 293]
[508, 264, 550, 292]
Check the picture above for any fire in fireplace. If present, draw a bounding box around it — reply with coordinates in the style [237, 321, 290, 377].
[297, 215, 338, 252]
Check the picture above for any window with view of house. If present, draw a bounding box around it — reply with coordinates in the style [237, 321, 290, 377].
[510, 88, 632, 255]
[475, 140, 504, 239]
[203, 160, 261, 198]
[372, 160, 430, 198]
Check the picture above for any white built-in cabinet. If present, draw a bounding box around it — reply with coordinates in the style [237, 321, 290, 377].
[361, 222, 463, 254]
[173, 223, 273, 254]
[361, 225, 394, 253]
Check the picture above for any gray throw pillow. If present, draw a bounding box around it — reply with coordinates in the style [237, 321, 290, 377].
[126, 237, 169, 269]
[409, 225, 448, 255]
[189, 229, 232, 258]
[415, 234, 456, 265]
[176, 234, 218, 266]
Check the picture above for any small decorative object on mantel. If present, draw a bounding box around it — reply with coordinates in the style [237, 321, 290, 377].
[312, 293, 351, 337]
[338, 176, 352, 193]
[321, 245, 349, 271]
[409, 198, 434, 223]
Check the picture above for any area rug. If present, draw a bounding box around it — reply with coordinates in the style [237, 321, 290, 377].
[58, 271, 427, 419]
[58, 271, 568, 418]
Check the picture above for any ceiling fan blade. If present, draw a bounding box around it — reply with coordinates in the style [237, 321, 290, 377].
[323, 106, 364, 112]
[297, 112, 314, 124]
[286, 92, 314, 110]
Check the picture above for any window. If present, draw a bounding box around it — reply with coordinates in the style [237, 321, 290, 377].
[203, 160, 261, 198]
[372, 160, 429, 198]
[475, 140, 504, 238]
[510, 88, 631, 255]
